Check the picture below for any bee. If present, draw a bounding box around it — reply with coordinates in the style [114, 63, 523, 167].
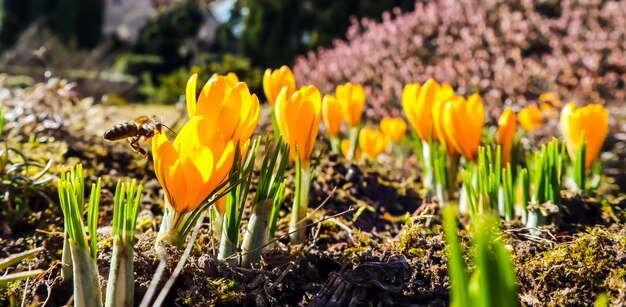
[104, 115, 172, 159]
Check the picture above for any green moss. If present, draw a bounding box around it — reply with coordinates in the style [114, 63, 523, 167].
[182, 296, 193, 305]
[341, 229, 377, 262]
[204, 278, 239, 304]
[397, 215, 422, 251]
[519, 227, 626, 305]
[98, 235, 114, 250]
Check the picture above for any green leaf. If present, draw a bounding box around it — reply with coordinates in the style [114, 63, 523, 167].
[443, 206, 470, 307]
[574, 135, 586, 192]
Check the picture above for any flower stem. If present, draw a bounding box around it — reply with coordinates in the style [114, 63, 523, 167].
[347, 126, 360, 161]
[421, 140, 435, 192]
[271, 109, 280, 141]
[330, 136, 340, 154]
[289, 163, 311, 244]
[241, 199, 273, 267]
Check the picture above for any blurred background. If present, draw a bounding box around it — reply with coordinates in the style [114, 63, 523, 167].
[1, 0, 624, 119]
[0, 0, 415, 104]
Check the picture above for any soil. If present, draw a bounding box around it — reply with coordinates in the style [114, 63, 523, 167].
[1, 80, 626, 306]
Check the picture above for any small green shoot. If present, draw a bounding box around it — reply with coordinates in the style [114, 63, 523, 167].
[218, 138, 260, 262]
[241, 137, 289, 267]
[57, 164, 103, 307]
[106, 180, 142, 307]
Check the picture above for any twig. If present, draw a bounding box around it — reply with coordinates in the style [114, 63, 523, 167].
[138, 254, 169, 307]
[328, 218, 356, 242]
[265, 262, 295, 295]
[503, 226, 558, 247]
[153, 213, 206, 306]
[21, 263, 31, 307]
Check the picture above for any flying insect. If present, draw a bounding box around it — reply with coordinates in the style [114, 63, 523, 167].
[104, 115, 172, 159]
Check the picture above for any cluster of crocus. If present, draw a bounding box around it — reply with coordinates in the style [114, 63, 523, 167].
[337, 83, 366, 129]
[358, 128, 389, 159]
[517, 93, 563, 133]
[403, 79, 485, 203]
[147, 65, 612, 253]
[380, 117, 407, 144]
[324, 83, 365, 160]
[153, 74, 259, 244]
[353, 118, 407, 161]
[353, 117, 407, 162]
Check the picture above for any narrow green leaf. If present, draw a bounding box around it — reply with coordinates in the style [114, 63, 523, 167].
[443, 206, 470, 307]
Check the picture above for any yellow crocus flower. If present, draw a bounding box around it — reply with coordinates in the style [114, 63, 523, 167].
[359, 128, 389, 159]
[152, 116, 235, 214]
[438, 82, 456, 102]
[341, 139, 360, 159]
[497, 108, 516, 165]
[441, 94, 484, 161]
[560, 102, 608, 169]
[322, 94, 342, 137]
[186, 74, 260, 148]
[263, 66, 296, 106]
[336, 82, 365, 127]
[432, 92, 459, 156]
[210, 72, 240, 87]
[380, 117, 407, 142]
[275, 85, 322, 165]
[539, 92, 561, 108]
[518, 105, 543, 132]
[402, 79, 441, 142]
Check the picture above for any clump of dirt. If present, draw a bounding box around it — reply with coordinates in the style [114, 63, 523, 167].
[309, 153, 423, 233]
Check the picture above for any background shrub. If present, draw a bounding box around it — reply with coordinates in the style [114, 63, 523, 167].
[294, 0, 626, 120]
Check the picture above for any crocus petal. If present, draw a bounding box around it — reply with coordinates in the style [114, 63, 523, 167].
[322, 95, 342, 137]
[497, 108, 516, 165]
[152, 132, 187, 212]
[341, 139, 359, 159]
[337, 83, 365, 127]
[264, 66, 296, 106]
[173, 116, 205, 162]
[180, 146, 213, 212]
[402, 79, 440, 142]
[561, 103, 608, 169]
[186, 74, 197, 118]
[197, 77, 230, 123]
[402, 83, 422, 137]
[519, 105, 544, 132]
[560, 102, 576, 156]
